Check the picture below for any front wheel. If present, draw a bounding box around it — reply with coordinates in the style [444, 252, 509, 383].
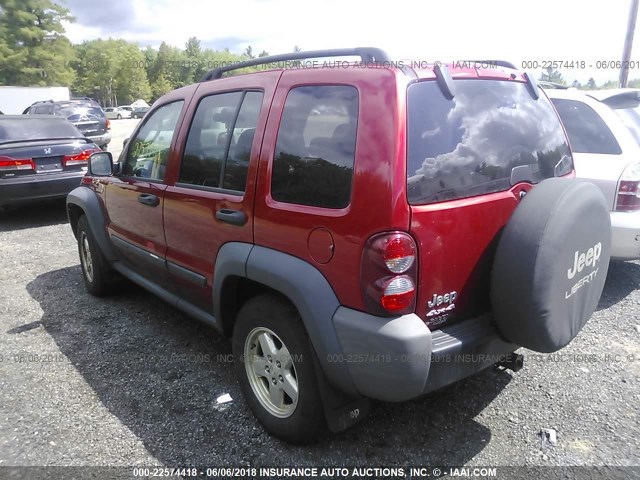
[232, 294, 324, 443]
[76, 215, 118, 296]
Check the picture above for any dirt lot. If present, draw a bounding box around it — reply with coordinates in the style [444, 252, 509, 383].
[0, 201, 639, 477]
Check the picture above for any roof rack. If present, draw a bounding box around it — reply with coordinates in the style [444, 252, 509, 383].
[200, 47, 391, 82]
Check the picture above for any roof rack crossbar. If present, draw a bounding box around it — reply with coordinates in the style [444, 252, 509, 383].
[200, 47, 391, 82]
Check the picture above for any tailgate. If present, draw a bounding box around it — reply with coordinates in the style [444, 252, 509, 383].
[410, 188, 524, 329]
[405, 78, 573, 329]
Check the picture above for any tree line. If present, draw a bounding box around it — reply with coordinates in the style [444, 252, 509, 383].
[0, 0, 286, 106]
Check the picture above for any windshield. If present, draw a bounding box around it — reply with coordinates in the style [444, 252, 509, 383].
[0, 117, 83, 143]
[407, 80, 573, 204]
[610, 106, 640, 145]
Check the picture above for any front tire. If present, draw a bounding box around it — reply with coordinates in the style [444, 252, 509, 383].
[232, 294, 324, 443]
[76, 215, 118, 296]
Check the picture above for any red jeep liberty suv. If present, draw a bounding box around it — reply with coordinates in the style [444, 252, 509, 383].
[66, 48, 611, 443]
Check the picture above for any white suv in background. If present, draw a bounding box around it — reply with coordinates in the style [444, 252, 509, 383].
[545, 86, 640, 260]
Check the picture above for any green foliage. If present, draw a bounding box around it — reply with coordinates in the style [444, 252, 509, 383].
[71, 39, 151, 105]
[0, 1, 285, 104]
[539, 67, 566, 85]
[0, 0, 76, 86]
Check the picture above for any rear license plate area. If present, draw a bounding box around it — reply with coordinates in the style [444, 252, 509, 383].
[34, 157, 63, 173]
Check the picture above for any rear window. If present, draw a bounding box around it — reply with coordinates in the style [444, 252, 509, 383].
[57, 106, 105, 121]
[551, 98, 622, 155]
[608, 104, 640, 146]
[0, 117, 82, 143]
[407, 80, 573, 204]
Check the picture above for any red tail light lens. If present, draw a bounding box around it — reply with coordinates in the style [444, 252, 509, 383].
[616, 163, 640, 212]
[63, 148, 100, 166]
[361, 232, 418, 316]
[381, 276, 416, 311]
[106, 118, 111, 130]
[0, 157, 34, 171]
[383, 235, 416, 273]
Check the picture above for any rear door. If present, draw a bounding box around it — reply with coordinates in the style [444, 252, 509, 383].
[406, 79, 573, 328]
[105, 100, 185, 279]
[162, 72, 280, 312]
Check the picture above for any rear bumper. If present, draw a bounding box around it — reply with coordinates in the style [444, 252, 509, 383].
[86, 132, 111, 148]
[610, 210, 640, 260]
[0, 172, 85, 206]
[332, 308, 517, 402]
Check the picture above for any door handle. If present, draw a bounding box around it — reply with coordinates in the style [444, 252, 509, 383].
[215, 209, 246, 226]
[138, 193, 160, 207]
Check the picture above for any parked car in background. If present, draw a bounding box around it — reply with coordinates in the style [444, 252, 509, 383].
[104, 107, 132, 120]
[0, 115, 101, 208]
[545, 86, 640, 260]
[25, 99, 111, 150]
[131, 106, 149, 119]
[67, 49, 611, 443]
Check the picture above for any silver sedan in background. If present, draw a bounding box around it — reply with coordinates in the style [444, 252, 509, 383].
[545, 87, 640, 260]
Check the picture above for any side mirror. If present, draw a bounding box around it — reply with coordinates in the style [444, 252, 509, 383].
[89, 151, 113, 176]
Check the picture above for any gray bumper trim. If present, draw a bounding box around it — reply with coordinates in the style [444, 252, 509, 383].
[333, 308, 518, 402]
[333, 308, 432, 402]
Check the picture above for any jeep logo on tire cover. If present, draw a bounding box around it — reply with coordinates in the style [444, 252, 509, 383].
[566, 242, 602, 300]
[567, 242, 602, 279]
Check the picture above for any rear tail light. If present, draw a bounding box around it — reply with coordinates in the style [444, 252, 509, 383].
[0, 157, 34, 171]
[615, 163, 640, 212]
[361, 232, 417, 316]
[106, 118, 111, 130]
[63, 148, 101, 166]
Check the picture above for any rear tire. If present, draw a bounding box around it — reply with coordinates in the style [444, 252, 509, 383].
[232, 294, 324, 444]
[117, 114, 122, 119]
[76, 215, 118, 296]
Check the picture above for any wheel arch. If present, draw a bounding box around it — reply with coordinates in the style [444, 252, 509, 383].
[66, 186, 118, 262]
[213, 243, 358, 396]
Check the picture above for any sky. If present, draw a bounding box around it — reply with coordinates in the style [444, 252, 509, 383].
[60, 0, 640, 85]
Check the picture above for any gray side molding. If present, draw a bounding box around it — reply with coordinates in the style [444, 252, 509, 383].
[66, 186, 117, 262]
[245, 245, 358, 396]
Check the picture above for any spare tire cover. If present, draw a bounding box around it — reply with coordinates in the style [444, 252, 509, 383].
[491, 178, 611, 353]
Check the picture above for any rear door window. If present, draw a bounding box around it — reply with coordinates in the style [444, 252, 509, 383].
[271, 85, 358, 209]
[407, 80, 573, 204]
[551, 98, 622, 155]
[179, 90, 263, 192]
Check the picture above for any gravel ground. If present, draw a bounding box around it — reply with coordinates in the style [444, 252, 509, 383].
[0, 202, 639, 476]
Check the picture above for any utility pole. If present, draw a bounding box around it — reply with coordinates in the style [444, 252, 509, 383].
[620, 0, 639, 87]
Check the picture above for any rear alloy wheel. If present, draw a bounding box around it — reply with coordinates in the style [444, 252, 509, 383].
[233, 294, 323, 443]
[117, 114, 122, 119]
[244, 327, 299, 418]
[76, 215, 118, 296]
